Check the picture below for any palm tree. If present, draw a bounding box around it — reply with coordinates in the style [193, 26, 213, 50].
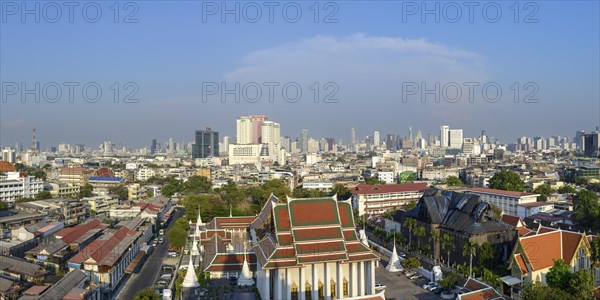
[441, 234, 454, 267]
[404, 218, 417, 249]
[414, 225, 426, 252]
[463, 241, 478, 278]
[429, 230, 440, 263]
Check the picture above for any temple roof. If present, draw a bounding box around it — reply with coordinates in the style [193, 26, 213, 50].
[252, 194, 378, 269]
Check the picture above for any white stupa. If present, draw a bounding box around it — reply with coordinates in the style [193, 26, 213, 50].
[359, 221, 369, 246]
[237, 252, 255, 286]
[182, 255, 200, 288]
[386, 237, 402, 272]
[195, 209, 204, 238]
[191, 234, 200, 256]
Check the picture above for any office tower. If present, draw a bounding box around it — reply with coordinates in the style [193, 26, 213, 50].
[103, 141, 114, 155]
[575, 131, 586, 150]
[584, 132, 600, 157]
[222, 136, 230, 155]
[409, 126, 413, 142]
[281, 136, 291, 152]
[261, 121, 281, 160]
[236, 115, 268, 144]
[440, 125, 449, 148]
[151, 139, 157, 154]
[415, 130, 423, 142]
[386, 134, 396, 150]
[373, 131, 380, 147]
[300, 130, 309, 153]
[1, 147, 16, 163]
[448, 129, 463, 149]
[428, 133, 434, 147]
[350, 128, 356, 151]
[168, 138, 175, 155]
[192, 128, 219, 159]
[481, 130, 488, 144]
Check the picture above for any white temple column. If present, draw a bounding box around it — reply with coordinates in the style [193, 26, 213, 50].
[350, 263, 357, 297]
[336, 263, 342, 299]
[284, 268, 291, 300]
[324, 263, 331, 300]
[263, 270, 270, 300]
[299, 267, 305, 300]
[358, 261, 364, 296]
[369, 261, 375, 295]
[312, 264, 318, 300]
[275, 269, 282, 300]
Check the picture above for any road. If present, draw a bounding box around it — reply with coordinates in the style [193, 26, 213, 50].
[118, 208, 184, 299]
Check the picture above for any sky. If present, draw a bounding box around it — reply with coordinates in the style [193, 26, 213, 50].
[1, 1, 599, 149]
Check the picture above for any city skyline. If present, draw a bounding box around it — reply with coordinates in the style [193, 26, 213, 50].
[2, 2, 599, 147]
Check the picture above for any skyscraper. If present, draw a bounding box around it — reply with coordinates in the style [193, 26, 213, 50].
[350, 128, 356, 147]
[373, 131, 380, 147]
[409, 126, 413, 142]
[150, 139, 157, 155]
[440, 125, 449, 148]
[300, 130, 309, 153]
[192, 128, 219, 159]
[236, 115, 268, 144]
[168, 138, 175, 155]
[448, 129, 463, 149]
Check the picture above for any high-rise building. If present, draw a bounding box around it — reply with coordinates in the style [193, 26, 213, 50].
[1, 147, 16, 163]
[192, 128, 219, 159]
[350, 128, 356, 146]
[386, 134, 397, 150]
[168, 138, 175, 155]
[373, 131, 380, 147]
[448, 129, 463, 149]
[440, 125, 449, 148]
[300, 130, 309, 153]
[150, 139, 157, 155]
[584, 132, 600, 157]
[222, 136, 230, 155]
[236, 115, 268, 144]
[409, 126, 413, 142]
[481, 130, 488, 144]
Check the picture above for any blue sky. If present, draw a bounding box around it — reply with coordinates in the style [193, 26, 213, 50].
[1, 1, 599, 148]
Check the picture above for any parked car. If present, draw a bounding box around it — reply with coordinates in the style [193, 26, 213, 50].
[433, 287, 444, 294]
[405, 271, 416, 278]
[422, 282, 438, 291]
[161, 265, 176, 273]
[229, 276, 238, 285]
[158, 237, 164, 244]
[155, 279, 169, 287]
[409, 274, 422, 280]
[168, 251, 178, 257]
[374, 283, 386, 291]
[160, 273, 173, 281]
[399, 252, 407, 258]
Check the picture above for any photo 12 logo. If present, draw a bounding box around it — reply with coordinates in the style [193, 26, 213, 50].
[1, 82, 140, 103]
[400, 1, 540, 23]
[401, 81, 539, 104]
[1, 1, 139, 23]
[201, 1, 339, 23]
[201, 81, 339, 103]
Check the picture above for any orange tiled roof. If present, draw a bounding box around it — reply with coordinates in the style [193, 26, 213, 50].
[518, 229, 586, 271]
[0, 161, 16, 172]
[514, 254, 528, 274]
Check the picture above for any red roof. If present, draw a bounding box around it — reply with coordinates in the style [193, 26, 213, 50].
[352, 183, 428, 195]
[55, 219, 106, 244]
[501, 214, 522, 227]
[465, 187, 537, 197]
[70, 227, 136, 265]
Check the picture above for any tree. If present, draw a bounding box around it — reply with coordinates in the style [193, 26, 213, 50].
[160, 177, 183, 197]
[182, 176, 213, 195]
[331, 183, 351, 199]
[572, 189, 600, 229]
[429, 230, 440, 263]
[463, 241, 478, 277]
[78, 184, 94, 198]
[404, 218, 417, 249]
[167, 218, 188, 249]
[488, 171, 525, 192]
[445, 176, 465, 187]
[365, 177, 386, 185]
[414, 225, 426, 251]
[441, 234, 454, 267]
[522, 283, 576, 300]
[546, 259, 572, 291]
[292, 188, 328, 198]
[570, 269, 594, 300]
[401, 257, 420, 270]
[405, 200, 417, 210]
[108, 184, 129, 201]
[0, 202, 8, 211]
[219, 180, 246, 207]
[478, 241, 494, 269]
[437, 271, 458, 292]
[35, 191, 52, 200]
[134, 287, 161, 300]
[558, 185, 577, 194]
[533, 184, 553, 202]
[182, 194, 226, 221]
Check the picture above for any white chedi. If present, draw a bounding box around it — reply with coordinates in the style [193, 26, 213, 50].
[386, 242, 402, 272]
[182, 256, 200, 288]
[237, 253, 255, 286]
